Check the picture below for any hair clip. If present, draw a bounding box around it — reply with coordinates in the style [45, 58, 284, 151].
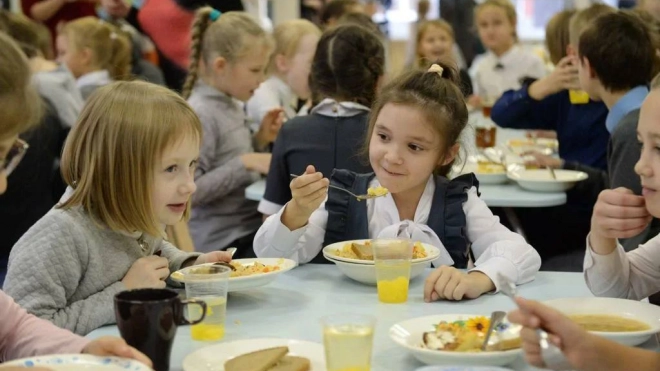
[209, 9, 222, 21]
[110, 32, 118, 40]
[428, 63, 444, 76]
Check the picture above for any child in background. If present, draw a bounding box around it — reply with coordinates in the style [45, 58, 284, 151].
[182, 9, 283, 256]
[4, 81, 233, 335]
[320, 0, 364, 28]
[247, 19, 321, 123]
[414, 19, 473, 97]
[258, 24, 383, 216]
[57, 17, 132, 100]
[254, 63, 541, 300]
[469, 0, 546, 106]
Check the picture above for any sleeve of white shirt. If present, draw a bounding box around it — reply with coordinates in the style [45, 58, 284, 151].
[527, 54, 548, 79]
[463, 187, 541, 291]
[253, 201, 329, 264]
[246, 85, 280, 125]
[583, 234, 660, 300]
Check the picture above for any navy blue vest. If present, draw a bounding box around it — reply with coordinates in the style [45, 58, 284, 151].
[314, 169, 479, 268]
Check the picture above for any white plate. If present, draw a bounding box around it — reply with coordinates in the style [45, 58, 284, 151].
[322, 240, 440, 265]
[507, 169, 588, 192]
[170, 258, 297, 292]
[506, 138, 558, 155]
[454, 163, 508, 185]
[2, 354, 152, 371]
[325, 255, 431, 285]
[543, 297, 660, 346]
[182, 338, 326, 371]
[390, 314, 522, 367]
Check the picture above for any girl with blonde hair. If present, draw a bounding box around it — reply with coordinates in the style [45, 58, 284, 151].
[4, 81, 232, 335]
[56, 17, 132, 100]
[183, 8, 283, 256]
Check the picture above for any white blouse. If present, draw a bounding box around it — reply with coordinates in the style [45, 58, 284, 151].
[584, 234, 660, 300]
[253, 177, 541, 291]
[76, 69, 112, 89]
[247, 76, 301, 124]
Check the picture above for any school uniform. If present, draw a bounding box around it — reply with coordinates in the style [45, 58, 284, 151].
[254, 171, 541, 291]
[76, 70, 112, 101]
[258, 99, 373, 216]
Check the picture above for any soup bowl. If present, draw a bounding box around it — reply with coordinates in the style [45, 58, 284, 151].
[543, 297, 660, 346]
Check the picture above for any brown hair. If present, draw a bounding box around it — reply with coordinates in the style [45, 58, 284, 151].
[631, 8, 660, 78]
[0, 32, 42, 141]
[321, 0, 362, 26]
[60, 17, 132, 80]
[569, 4, 615, 47]
[545, 9, 575, 65]
[336, 11, 382, 35]
[310, 24, 384, 107]
[475, 0, 518, 42]
[415, 20, 455, 69]
[60, 81, 202, 237]
[268, 19, 321, 75]
[182, 9, 272, 99]
[365, 61, 468, 176]
[579, 11, 656, 92]
[1, 11, 51, 58]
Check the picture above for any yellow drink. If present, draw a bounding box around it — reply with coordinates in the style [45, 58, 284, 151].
[189, 297, 226, 341]
[375, 260, 411, 304]
[569, 90, 590, 104]
[323, 325, 374, 371]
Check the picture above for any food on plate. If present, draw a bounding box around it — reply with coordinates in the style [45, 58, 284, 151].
[224, 346, 310, 371]
[476, 161, 505, 174]
[230, 261, 281, 278]
[421, 316, 521, 352]
[367, 186, 389, 197]
[332, 240, 428, 261]
[568, 314, 650, 332]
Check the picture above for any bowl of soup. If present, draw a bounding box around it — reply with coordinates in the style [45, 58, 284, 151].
[543, 297, 660, 346]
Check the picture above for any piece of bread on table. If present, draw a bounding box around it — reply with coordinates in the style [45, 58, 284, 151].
[224, 346, 289, 371]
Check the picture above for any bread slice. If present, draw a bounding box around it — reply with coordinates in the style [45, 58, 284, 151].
[268, 356, 311, 371]
[351, 243, 373, 260]
[224, 346, 289, 371]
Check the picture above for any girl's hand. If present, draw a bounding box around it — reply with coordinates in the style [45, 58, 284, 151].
[281, 165, 328, 230]
[121, 256, 169, 290]
[195, 251, 233, 265]
[83, 337, 152, 368]
[423, 267, 495, 302]
[526, 130, 556, 139]
[255, 108, 285, 150]
[508, 297, 593, 370]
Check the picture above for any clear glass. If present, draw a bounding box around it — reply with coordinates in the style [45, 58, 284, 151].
[321, 314, 376, 371]
[181, 264, 231, 341]
[372, 239, 413, 304]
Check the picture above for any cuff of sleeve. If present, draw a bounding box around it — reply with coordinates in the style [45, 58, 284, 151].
[270, 204, 308, 255]
[73, 337, 93, 354]
[173, 253, 203, 271]
[584, 233, 624, 271]
[258, 199, 284, 215]
[469, 257, 518, 293]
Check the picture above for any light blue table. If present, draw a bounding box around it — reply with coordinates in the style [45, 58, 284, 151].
[88, 266, 657, 371]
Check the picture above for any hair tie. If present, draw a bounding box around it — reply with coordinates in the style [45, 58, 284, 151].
[110, 32, 118, 40]
[428, 64, 444, 77]
[209, 9, 222, 21]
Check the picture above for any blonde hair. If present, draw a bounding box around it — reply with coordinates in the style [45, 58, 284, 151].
[568, 4, 615, 47]
[415, 20, 455, 68]
[59, 17, 132, 80]
[268, 19, 321, 75]
[182, 9, 272, 99]
[545, 9, 576, 65]
[1, 11, 51, 58]
[0, 32, 42, 140]
[59, 81, 202, 237]
[475, 0, 518, 41]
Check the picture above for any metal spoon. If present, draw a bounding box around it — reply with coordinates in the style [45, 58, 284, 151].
[289, 174, 387, 201]
[226, 247, 237, 257]
[482, 311, 507, 351]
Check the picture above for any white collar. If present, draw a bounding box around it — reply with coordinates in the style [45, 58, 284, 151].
[76, 70, 111, 88]
[488, 45, 520, 67]
[310, 98, 370, 118]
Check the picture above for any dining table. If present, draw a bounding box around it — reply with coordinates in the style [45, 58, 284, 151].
[87, 265, 660, 371]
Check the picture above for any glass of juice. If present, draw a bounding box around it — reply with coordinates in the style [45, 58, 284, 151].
[181, 264, 231, 341]
[569, 89, 590, 104]
[372, 239, 413, 304]
[321, 314, 376, 371]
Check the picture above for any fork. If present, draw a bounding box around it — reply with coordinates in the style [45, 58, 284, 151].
[497, 274, 573, 370]
[289, 174, 387, 201]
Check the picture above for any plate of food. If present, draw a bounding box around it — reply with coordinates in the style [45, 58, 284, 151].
[1, 354, 152, 371]
[322, 240, 440, 265]
[543, 297, 660, 346]
[455, 161, 508, 185]
[324, 254, 431, 285]
[390, 314, 522, 366]
[506, 138, 558, 155]
[182, 338, 325, 371]
[507, 169, 588, 192]
[170, 258, 297, 292]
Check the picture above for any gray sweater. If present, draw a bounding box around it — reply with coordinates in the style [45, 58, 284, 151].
[187, 82, 261, 253]
[32, 65, 83, 128]
[3, 204, 199, 335]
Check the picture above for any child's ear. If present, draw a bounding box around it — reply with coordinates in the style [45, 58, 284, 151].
[583, 57, 597, 79]
[566, 44, 575, 57]
[212, 56, 228, 75]
[440, 143, 461, 166]
[80, 47, 93, 66]
[275, 54, 289, 73]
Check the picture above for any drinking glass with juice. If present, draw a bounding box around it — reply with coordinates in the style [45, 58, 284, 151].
[373, 239, 413, 304]
[321, 314, 376, 371]
[181, 264, 231, 341]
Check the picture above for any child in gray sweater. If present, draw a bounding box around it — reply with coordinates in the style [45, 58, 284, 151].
[3, 81, 232, 335]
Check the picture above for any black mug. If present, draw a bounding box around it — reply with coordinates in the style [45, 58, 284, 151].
[114, 288, 206, 371]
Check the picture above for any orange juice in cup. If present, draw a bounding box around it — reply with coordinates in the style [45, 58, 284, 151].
[373, 239, 413, 304]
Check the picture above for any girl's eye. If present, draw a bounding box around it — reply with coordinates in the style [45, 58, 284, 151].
[409, 144, 423, 152]
[377, 133, 389, 141]
[189, 160, 198, 168]
[165, 165, 177, 173]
